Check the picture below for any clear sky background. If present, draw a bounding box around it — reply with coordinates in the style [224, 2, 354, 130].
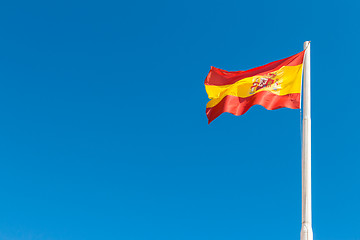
[0, 0, 359, 240]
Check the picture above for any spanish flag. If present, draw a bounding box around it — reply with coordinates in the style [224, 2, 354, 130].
[205, 50, 305, 123]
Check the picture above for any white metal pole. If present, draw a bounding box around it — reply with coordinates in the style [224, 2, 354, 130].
[300, 41, 313, 240]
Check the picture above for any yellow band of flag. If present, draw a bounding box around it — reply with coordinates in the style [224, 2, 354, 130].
[205, 64, 303, 108]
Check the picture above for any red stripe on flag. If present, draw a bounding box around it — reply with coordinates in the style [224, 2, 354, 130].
[205, 50, 305, 86]
[206, 92, 300, 124]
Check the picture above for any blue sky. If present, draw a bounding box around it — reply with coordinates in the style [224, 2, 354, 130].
[0, 0, 359, 240]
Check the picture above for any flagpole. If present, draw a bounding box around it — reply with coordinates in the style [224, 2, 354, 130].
[300, 41, 313, 240]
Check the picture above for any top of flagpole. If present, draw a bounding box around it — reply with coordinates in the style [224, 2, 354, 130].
[302, 41, 311, 118]
[304, 41, 311, 50]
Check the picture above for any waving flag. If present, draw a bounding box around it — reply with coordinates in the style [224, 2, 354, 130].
[205, 50, 305, 123]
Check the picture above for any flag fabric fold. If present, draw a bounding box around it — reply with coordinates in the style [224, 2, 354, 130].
[204, 50, 305, 123]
